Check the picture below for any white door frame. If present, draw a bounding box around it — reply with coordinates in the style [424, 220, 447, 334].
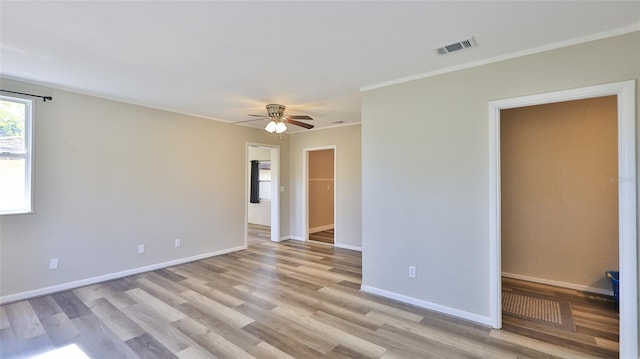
[245, 142, 280, 245]
[488, 80, 637, 358]
[302, 145, 337, 243]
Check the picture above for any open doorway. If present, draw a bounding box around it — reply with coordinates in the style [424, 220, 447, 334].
[500, 96, 619, 357]
[304, 146, 336, 245]
[246, 143, 280, 245]
[488, 81, 637, 359]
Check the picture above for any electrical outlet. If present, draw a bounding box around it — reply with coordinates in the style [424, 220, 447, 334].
[49, 258, 59, 270]
[138, 244, 145, 254]
[408, 266, 416, 278]
[175, 239, 181, 248]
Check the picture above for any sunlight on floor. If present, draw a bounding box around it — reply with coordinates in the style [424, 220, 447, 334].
[29, 344, 90, 359]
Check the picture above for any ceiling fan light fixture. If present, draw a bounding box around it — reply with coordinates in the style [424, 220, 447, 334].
[265, 120, 277, 133]
[275, 121, 287, 133]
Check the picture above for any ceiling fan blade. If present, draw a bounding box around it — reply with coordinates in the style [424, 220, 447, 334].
[287, 115, 313, 121]
[233, 118, 266, 124]
[286, 119, 314, 129]
[248, 114, 267, 117]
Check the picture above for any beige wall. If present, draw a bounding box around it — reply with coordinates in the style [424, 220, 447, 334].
[0, 78, 289, 299]
[501, 96, 618, 292]
[308, 149, 334, 230]
[290, 125, 362, 249]
[361, 32, 639, 320]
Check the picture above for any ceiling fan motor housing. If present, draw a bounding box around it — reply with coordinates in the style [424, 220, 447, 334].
[266, 104, 286, 119]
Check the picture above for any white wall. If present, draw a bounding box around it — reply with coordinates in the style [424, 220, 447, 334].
[361, 32, 640, 322]
[289, 125, 361, 249]
[247, 146, 271, 226]
[0, 79, 289, 300]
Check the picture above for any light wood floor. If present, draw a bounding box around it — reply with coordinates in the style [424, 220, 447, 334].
[1, 232, 607, 359]
[502, 277, 619, 358]
[309, 229, 334, 244]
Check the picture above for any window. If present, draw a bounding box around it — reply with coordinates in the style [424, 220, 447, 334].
[0, 95, 33, 214]
[258, 161, 271, 200]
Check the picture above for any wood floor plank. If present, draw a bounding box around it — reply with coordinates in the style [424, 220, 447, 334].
[134, 277, 189, 307]
[51, 291, 92, 320]
[173, 302, 262, 351]
[273, 306, 387, 358]
[71, 313, 139, 359]
[249, 341, 297, 359]
[0, 306, 8, 330]
[178, 289, 253, 328]
[119, 303, 196, 354]
[0, 327, 54, 359]
[175, 318, 255, 359]
[242, 321, 328, 358]
[4, 300, 46, 340]
[489, 329, 603, 359]
[39, 312, 81, 347]
[126, 332, 178, 359]
[125, 288, 186, 323]
[179, 278, 244, 308]
[28, 296, 63, 321]
[90, 298, 145, 342]
[175, 345, 220, 359]
[236, 302, 338, 354]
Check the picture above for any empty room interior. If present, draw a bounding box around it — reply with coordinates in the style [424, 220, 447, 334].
[0, 2, 639, 358]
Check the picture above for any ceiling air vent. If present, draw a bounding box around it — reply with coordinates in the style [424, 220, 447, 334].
[434, 37, 477, 55]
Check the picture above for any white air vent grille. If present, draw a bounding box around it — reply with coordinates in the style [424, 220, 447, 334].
[434, 37, 477, 55]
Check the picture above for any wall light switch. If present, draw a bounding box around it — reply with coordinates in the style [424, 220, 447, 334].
[49, 258, 59, 270]
[175, 239, 181, 248]
[408, 266, 416, 278]
[138, 244, 145, 254]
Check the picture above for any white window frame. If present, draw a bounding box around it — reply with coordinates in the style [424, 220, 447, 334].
[1, 95, 34, 215]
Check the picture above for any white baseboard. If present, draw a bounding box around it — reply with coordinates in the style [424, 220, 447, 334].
[309, 224, 334, 233]
[334, 243, 362, 252]
[0, 245, 246, 305]
[501, 272, 613, 296]
[360, 285, 491, 326]
[288, 236, 305, 242]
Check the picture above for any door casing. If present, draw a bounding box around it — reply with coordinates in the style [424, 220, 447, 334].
[488, 80, 637, 358]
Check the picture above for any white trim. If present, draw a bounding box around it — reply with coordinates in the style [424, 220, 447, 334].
[488, 80, 637, 359]
[246, 143, 281, 245]
[361, 24, 640, 92]
[309, 224, 334, 233]
[360, 285, 490, 326]
[288, 236, 305, 242]
[334, 243, 362, 252]
[0, 245, 246, 305]
[502, 272, 613, 296]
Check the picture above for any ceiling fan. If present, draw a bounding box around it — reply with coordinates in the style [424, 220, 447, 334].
[238, 104, 314, 133]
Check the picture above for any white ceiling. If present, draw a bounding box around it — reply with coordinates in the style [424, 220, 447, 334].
[1, 1, 638, 132]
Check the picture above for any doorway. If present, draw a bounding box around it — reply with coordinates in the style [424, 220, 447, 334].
[246, 143, 280, 245]
[499, 96, 619, 357]
[303, 146, 336, 245]
[488, 81, 637, 358]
